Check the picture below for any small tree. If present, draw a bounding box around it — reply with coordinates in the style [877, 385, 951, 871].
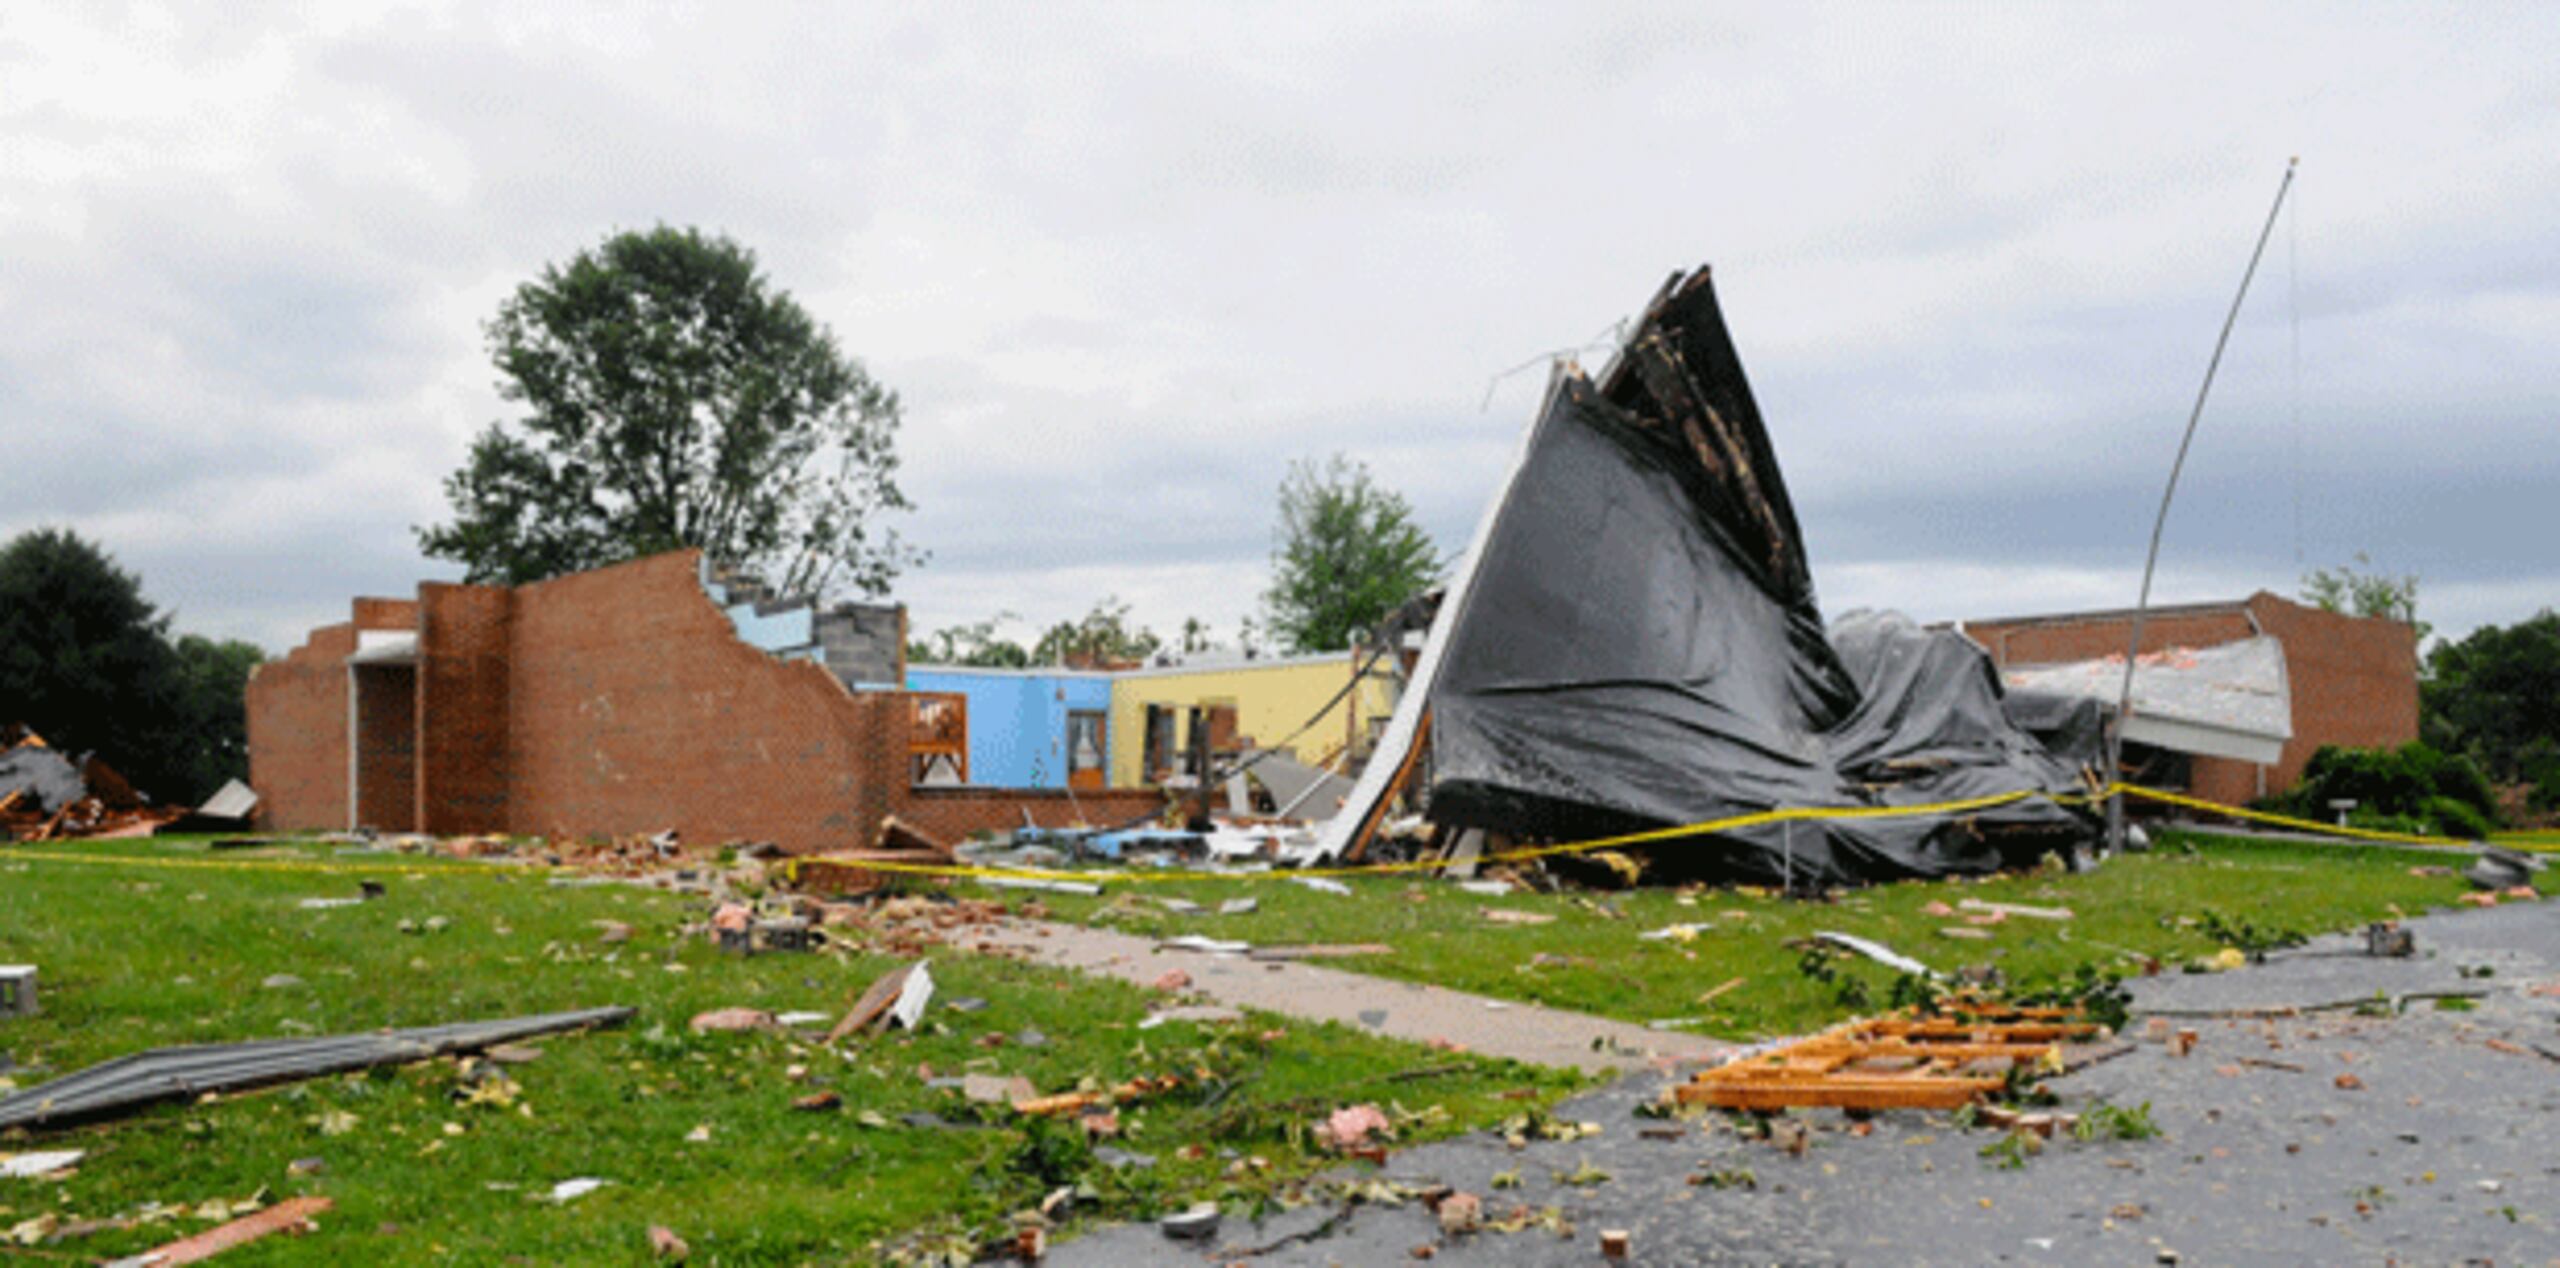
[420, 226, 918, 597]
[1033, 598, 1160, 668]
[2302, 553, 2427, 641]
[1262, 454, 1440, 654]
[1178, 617, 1217, 657]
[909, 614, 1033, 668]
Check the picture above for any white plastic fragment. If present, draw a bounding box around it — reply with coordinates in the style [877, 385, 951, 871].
[1159, 935, 1250, 955]
[0, 1150, 83, 1178]
[981, 877, 1104, 896]
[887, 962, 935, 1031]
[1291, 877, 1352, 896]
[1814, 930, 1940, 979]
[547, 1177, 610, 1203]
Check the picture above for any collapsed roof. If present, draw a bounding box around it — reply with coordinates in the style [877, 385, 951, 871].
[2002, 637, 2292, 766]
[1314, 266, 2094, 884]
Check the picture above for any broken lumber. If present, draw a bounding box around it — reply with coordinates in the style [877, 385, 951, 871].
[127, 1196, 332, 1264]
[1012, 1074, 1183, 1118]
[1677, 1003, 2100, 1112]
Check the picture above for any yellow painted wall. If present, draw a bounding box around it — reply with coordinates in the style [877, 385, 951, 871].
[1106, 655, 1399, 787]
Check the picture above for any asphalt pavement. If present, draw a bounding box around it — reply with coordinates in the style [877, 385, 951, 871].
[1053, 896, 2560, 1266]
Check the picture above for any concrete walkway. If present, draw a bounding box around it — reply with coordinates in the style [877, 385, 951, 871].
[968, 920, 1727, 1074]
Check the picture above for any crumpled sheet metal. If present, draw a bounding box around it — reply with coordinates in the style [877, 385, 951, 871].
[0, 1006, 633, 1131]
[1344, 266, 2093, 885]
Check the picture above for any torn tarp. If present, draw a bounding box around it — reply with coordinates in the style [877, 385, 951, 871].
[1317, 266, 2092, 884]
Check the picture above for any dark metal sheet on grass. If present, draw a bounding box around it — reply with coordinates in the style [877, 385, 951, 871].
[0, 1006, 633, 1130]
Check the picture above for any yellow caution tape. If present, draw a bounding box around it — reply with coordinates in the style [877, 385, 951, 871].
[797, 781, 2536, 887]
[2101, 783, 2510, 850]
[9, 780, 2531, 890]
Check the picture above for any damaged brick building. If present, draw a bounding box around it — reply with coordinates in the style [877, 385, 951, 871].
[1958, 591, 2420, 806]
[245, 550, 1163, 851]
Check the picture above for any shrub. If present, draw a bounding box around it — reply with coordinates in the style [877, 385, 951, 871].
[2285, 742, 2504, 832]
[2421, 796, 2493, 841]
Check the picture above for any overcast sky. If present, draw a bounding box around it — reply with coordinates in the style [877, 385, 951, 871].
[5, 3, 2552, 659]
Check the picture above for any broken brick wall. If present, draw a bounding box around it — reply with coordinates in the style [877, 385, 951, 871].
[417, 583, 513, 835]
[245, 624, 358, 832]
[896, 786, 1168, 844]
[500, 551, 903, 851]
[1965, 606, 2258, 667]
[1963, 592, 2418, 802]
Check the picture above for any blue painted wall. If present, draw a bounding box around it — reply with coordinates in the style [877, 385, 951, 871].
[904, 668, 1114, 788]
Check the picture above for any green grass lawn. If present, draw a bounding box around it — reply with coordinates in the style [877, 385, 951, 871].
[0, 838, 1579, 1265]
[1030, 831, 2514, 1040]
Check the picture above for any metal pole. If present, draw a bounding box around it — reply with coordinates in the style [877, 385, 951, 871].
[2105, 158, 2297, 851]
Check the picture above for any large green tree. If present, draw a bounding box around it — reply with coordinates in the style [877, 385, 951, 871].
[2423, 610, 2560, 785]
[168, 633, 265, 799]
[0, 529, 261, 803]
[420, 226, 918, 597]
[1261, 454, 1440, 654]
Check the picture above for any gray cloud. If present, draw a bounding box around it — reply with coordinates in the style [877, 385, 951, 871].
[1, 2, 2552, 660]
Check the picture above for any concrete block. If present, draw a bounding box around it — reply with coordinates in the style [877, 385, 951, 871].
[0, 965, 36, 1018]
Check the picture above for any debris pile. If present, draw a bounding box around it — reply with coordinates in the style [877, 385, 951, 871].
[1311, 267, 2096, 884]
[0, 725, 182, 841]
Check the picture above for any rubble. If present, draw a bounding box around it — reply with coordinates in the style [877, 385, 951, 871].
[0, 726, 182, 841]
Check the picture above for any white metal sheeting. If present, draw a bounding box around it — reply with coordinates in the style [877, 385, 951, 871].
[2004, 636, 2292, 765]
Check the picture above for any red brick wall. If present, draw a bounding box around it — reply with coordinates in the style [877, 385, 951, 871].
[1962, 593, 2418, 800]
[2248, 591, 2421, 789]
[898, 787, 1169, 843]
[351, 597, 419, 631]
[352, 664, 416, 831]
[418, 583, 513, 835]
[245, 623, 356, 831]
[254, 550, 1192, 852]
[1966, 607, 2257, 667]
[500, 551, 903, 852]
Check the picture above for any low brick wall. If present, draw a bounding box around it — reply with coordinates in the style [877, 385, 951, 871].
[898, 786, 1170, 842]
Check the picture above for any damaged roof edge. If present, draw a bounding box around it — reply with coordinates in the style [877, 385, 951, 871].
[1308, 361, 1577, 863]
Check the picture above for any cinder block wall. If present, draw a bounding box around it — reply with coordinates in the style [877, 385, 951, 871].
[245, 624, 358, 831]
[500, 551, 903, 851]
